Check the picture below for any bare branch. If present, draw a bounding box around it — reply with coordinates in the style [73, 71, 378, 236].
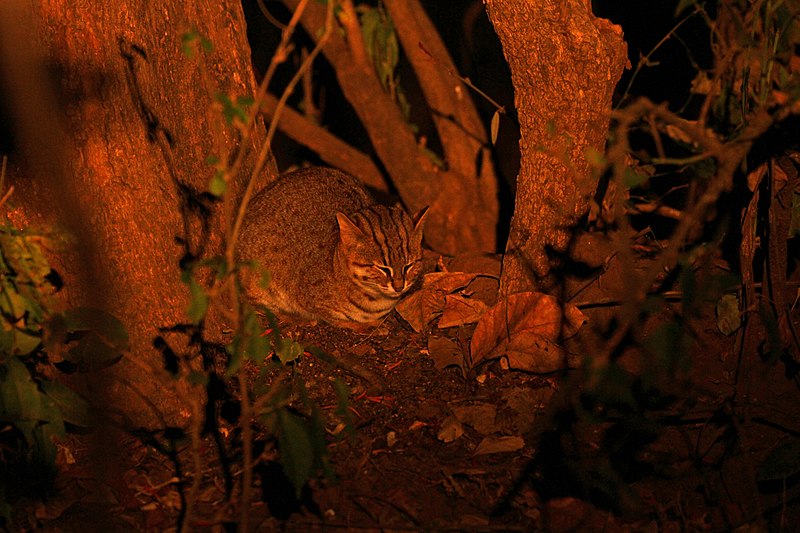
[339, 0, 369, 67]
[383, 0, 489, 179]
[260, 92, 388, 191]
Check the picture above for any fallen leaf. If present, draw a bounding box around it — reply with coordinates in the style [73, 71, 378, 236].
[422, 271, 482, 292]
[444, 253, 502, 277]
[463, 276, 500, 306]
[470, 292, 586, 373]
[396, 272, 480, 331]
[715, 293, 741, 336]
[502, 386, 554, 432]
[747, 162, 767, 192]
[505, 335, 577, 373]
[427, 336, 467, 374]
[473, 435, 525, 456]
[438, 294, 488, 328]
[450, 403, 497, 435]
[437, 415, 464, 443]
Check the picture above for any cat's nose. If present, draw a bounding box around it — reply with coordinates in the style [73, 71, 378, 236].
[391, 277, 405, 293]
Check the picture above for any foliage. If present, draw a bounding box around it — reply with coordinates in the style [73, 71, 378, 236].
[147, 20, 347, 530]
[538, 0, 800, 512]
[0, 217, 127, 525]
[356, 4, 411, 122]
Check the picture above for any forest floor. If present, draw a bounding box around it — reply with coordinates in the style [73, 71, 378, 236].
[13, 253, 800, 532]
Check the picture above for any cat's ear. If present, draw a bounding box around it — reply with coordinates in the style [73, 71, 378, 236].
[336, 212, 364, 246]
[412, 206, 429, 234]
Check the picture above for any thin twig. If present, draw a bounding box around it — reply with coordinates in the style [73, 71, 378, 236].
[614, 10, 698, 110]
[228, 3, 336, 529]
[417, 42, 506, 114]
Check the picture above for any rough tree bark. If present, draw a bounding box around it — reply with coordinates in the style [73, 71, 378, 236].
[484, 0, 628, 294]
[275, 0, 499, 255]
[0, 1, 268, 425]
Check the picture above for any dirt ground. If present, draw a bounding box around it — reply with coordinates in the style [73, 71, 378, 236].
[12, 255, 800, 532]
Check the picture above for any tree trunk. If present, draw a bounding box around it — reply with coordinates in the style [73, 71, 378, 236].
[0, 0, 268, 426]
[484, 0, 627, 294]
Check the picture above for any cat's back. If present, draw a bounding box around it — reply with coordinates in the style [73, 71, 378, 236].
[245, 167, 372, 226]
[236, 167, 374, 313]
[239, 167, 372, 256]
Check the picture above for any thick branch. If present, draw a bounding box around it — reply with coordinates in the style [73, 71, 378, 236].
[261, 92, 387, 191]
[383, 0, 489, 179]
[281, 0, 437, 209]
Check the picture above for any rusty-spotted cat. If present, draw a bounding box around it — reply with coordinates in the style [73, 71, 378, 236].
[237, 167, 427, 327]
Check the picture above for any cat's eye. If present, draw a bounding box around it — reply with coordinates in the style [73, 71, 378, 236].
[402, 262, 416, 274]
[375, 265, 393, 278]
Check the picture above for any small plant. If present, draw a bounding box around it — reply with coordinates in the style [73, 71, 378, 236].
[0, 201, 128, 525]
[152, 15, 348, 530]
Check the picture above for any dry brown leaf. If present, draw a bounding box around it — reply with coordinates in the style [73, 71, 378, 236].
[438, 294, 488, 328]
[747, 162, 767, 192]
[437, 415, 464, 443]
[473, 435, 525, 456]
[450, 403, 497, 435]
[470, 292, 586, 373]
[505, 334, 577, 373]
[444, 253, 502, 277]
[396, 272, 480, 331]
[427, 336, 467, 374]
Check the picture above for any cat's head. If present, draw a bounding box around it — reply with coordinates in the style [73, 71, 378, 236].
[335, 205, 428, 298]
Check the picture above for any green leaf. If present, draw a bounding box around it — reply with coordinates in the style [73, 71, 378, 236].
[63, 307, 130, 351]
[0, 287, 30, 321]
[41, 380, 92, 428]
[181, 31, 199, 58]
[187, 371, 209, 386]
[309, 403, 335, 480]
[275, 337, 303, 364]
[674, 0, 696, 17]
[0, 356, 44, 426]
[200, 35, 213, 52]
[490, 110, 500, 146]
[13, 328, 41, 356]
[65, 331, 124, 372]
[588, 362, 637, 411]
[209, 171, 227, 198]
[225, 344, 243, 378]
[216, 92, 249, 125]
[278, 410, 314, 496]
[623, 167, 650, 189]
[715, 293, 741, 336]
[243, 311, 270, 363]
[259, 268, 272, 290]
[0, 357, 64, 470]
[182, 272, 208, 324]
[236, 95, 255, 109]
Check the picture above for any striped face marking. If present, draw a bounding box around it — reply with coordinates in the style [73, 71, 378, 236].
[335, 205, 426, 321]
